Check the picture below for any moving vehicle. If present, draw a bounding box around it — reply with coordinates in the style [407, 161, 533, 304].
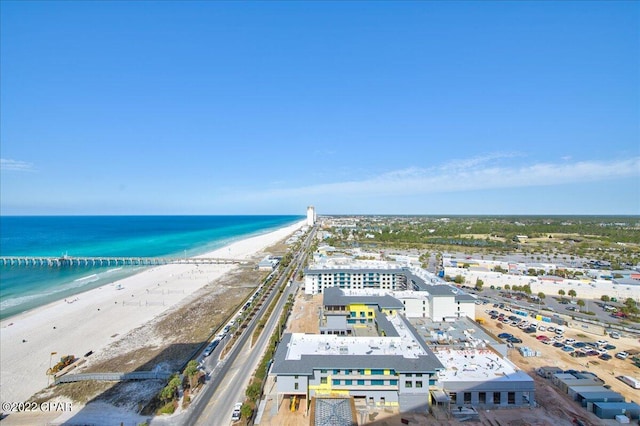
[231, 402, 242, 421]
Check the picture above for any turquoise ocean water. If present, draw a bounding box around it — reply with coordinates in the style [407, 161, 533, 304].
[0, 215, 302, 320]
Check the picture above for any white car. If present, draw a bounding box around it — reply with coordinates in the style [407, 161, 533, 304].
[231, 402, 242, 421]
[610, 331, 621, 339]
[596, 340, 608, 347]
[616, 352, 629, 360]
[538, 325, 546, 331]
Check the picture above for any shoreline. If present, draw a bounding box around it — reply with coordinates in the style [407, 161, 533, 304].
[0, 220, 305, 404]
[0, 218, 303, 321]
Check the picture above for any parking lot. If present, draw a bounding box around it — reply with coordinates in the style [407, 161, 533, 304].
[476, 305, 640, 405]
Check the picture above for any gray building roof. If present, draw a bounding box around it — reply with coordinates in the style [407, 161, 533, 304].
[271, 333, 445, 376]
[375, 310, 400, 337]
[454, 294, 477, 302]
[322, 287, 405, 310]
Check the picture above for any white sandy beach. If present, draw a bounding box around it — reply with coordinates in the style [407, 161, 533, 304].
[0, 220, 305, 405]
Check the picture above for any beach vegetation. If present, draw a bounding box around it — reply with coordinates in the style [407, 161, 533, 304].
[241, 402, 253, 420]
[158, 401, 176, 415]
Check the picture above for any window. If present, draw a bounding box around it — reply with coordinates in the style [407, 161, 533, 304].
[372, 379, 384, 386]
[358, 369, 364, 375]
[479, 392, 486, 404]
[321, 369, 327, 374]
[345, 380, 352, 385]
[493, 392, 501, 404]
[390, 380, 398, 386]
[294, 383, 299, 390]
[320, 377, 327, 384]
[372, 369, 384, 375]
[406, 373, 413, 377]
[405, 381, 412, 388]
[416, 381, 423, 388]
[332, 379, 340, 386]
[294, 375, 298, 379]
[464, 392, 471, 404]
[357, 380, 365, 385]
[368, 311, 373, 316]
[333, 369, 340, 375]
[508, 392, 515, 404]
[449, 392, 457, 404]
[415, 373, 423, 377]
[344, 370, 350, 375]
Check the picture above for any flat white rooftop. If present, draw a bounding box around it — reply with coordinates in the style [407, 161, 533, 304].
[434, 348, 520, 382]
[337, 288, 429, 300]
[285, 315, 427, 360]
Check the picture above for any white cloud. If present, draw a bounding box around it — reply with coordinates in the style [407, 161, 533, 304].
[0, 158, 36, 172]
[225, 155, 640, 202]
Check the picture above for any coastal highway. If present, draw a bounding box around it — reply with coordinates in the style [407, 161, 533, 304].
[177, 225, 315, 426]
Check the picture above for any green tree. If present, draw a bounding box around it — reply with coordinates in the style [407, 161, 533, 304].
[577, 299, 585, 311]
[246, 381, 262, 401]
[504, 284, 511, 293]
[537, 292, 546, 300]
[183, 360, 199, 390]
[568, 289, 577, 299]
[558, 289, 566, 298]
[240, 403, 253, 420]
[601, 295, 610, 302]
[454, 275, 465, 284]
[475, 278, 484, 292]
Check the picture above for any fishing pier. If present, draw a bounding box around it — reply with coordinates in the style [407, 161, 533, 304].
[0, 255, 246, 267]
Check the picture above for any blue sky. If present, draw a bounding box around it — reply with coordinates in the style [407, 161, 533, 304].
[1, 1, 638, 215]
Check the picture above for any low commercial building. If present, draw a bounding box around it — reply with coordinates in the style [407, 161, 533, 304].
[271, 313, 445, 412]
[591, 401, 640, 420]
[433, 348, 535, 408]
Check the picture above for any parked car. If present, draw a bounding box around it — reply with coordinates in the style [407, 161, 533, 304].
[507, 337, 523, 344]
[615, 352, 629, 360]
[498, 333, 513, 339]
[609, 331, 621, 339]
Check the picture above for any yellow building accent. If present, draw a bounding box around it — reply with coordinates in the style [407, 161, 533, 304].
[309, 377, 350, 396]
[365, 369, 371, 375]
[348, 303, 376, 321]
[384, 369, 390, 376]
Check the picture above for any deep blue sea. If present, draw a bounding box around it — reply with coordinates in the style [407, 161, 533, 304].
[0, 215, 302, 319]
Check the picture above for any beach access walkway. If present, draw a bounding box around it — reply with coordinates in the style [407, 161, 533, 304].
[0, 256, 247, 267]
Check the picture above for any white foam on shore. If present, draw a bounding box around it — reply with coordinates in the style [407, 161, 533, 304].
[0, 220, 305, 405]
